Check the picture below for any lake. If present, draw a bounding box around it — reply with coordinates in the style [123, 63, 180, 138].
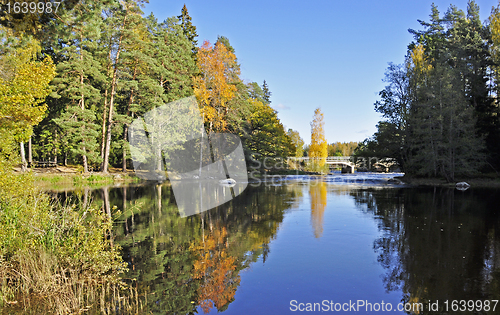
[54, 173, 500, 314]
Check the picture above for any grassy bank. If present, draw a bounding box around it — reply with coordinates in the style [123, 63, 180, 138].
[0, 162, 132, 314]
[29, 167, 142, 191]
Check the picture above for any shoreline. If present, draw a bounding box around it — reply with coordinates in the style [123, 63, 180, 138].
[21, 166, 500, 189]
[396, 175, 500, 188]
[13, 166, 142, 190]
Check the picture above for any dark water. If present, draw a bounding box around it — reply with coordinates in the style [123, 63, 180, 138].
[68, 176, 500, 314]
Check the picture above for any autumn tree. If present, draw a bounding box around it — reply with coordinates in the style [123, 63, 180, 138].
[308, 108, 328, 166]
[0, 29, 55, 170]
[193, 40, 238, 133]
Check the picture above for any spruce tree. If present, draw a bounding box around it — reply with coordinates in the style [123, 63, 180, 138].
[262, 80, 271, 104]
[177, 4, 198, 56]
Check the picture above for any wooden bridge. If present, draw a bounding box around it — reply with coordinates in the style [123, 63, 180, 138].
[287, 156, 356, 173]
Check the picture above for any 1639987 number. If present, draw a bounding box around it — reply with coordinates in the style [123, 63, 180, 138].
[443, 300, 498, 312]
[4, 1, 61, 14]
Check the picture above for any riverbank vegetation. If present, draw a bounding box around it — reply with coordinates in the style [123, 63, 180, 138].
[356, 1, 500, 182]
[0, 160, 128, 313]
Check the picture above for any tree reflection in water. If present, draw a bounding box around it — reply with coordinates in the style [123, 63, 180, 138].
[310, 181, 327, 238]
[351, 187, 500, 313]
[190, 226, 239, 313]
[105, 183, 301, 314]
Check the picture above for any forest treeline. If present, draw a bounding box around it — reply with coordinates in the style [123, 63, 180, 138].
[1, 0, 298, 174]
[356, 1, 500, 181]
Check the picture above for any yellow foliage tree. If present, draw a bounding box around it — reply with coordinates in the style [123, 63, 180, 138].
[407, 43, 432, 89]
[0, 30, 55, 163]
[308, 108, 328, 166]
[193, 40, 238, 133]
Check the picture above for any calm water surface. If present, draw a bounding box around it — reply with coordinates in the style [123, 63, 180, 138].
[65, 174, 500, 314]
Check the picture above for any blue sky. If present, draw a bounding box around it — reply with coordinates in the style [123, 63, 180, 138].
[143, 0, 498, 144]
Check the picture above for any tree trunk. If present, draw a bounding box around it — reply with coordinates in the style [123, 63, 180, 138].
[122, 125, 128, 172]
[102, 186, 113, 248]
[20, 142, 27, 172]
[53, 129, 57, 164]
[123, 187, 129, 234]
[80, 33, 88, 172]
[101, 88, 108, 160]
[122, 62, 137, 173]
[82, 150, 88, 173]
[102, 14, 127, 173]
[157, 184, 162, 215]
[28, 136, 32, 167]
[102, 87, 115, 173]
[83, 187, 89, 210]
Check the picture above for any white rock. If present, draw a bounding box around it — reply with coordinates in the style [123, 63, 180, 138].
[456, 182, 470, 191]
[219, 178, 236, 186]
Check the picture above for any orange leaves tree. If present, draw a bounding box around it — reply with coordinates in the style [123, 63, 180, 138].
[193, 40, 238, 133]
[190, 226, 240, 313]
[308, 108, 328, 166]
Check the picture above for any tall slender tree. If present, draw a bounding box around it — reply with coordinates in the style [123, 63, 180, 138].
[177, 4, 198, 56]
[308, 108, 327, 166]
[262, 80, 271, 104]
[100, 0, 147, 173]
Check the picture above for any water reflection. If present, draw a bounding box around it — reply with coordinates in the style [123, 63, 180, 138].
[310, 182, 327, 238]
[48, 181, 500, 314]
[109, 183, 300, 313]
[352, 187, 500, 313]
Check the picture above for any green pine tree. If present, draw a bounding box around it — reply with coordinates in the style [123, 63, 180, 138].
[177, 4, 198, 56]
[48, 1, 105, 172]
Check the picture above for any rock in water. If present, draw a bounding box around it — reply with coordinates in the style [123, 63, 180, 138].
[456, 182, 470, 191]
[219, 178, 236, 187]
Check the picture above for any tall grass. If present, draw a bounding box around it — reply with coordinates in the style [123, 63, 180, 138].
[0, 161, 132, 314]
